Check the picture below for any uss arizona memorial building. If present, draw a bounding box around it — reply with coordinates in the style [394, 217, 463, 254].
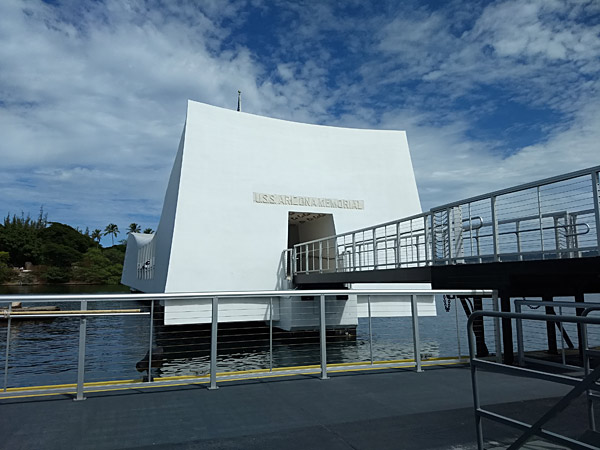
[121, 100, 434, 328]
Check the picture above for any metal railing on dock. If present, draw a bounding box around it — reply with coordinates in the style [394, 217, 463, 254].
[468, 309, 600, 449]
[292, 165, 600, 275]
[0, 288, 495, 400]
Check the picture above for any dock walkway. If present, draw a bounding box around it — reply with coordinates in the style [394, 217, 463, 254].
[0, 364, 591, 449]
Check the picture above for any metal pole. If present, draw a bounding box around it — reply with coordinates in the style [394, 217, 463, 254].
[372, 232, 377, 269]
[319, 294, 328, 380]
[537, 186, 545, 257]
[269, 297, 273, 372]
[446, 208, 453, 264]
[368, 295, 373, 365]
[147, 300, 155, 382]
[352, 233, 356, 270]
[209, 297, 219, 390]
[410, 294, 423, 372]
[319, 241, 323, 273]
[305, 244, 309, 273]
[454, 296, 462, 360]
[491, 196, 499, 262]
[3, 304, 12, 392]
[468, 320, 484, 450]
[516, 301, 524, 366]
[468, 203, 473, 257]
[492, 291, 502, 364]
[559, 306, 566, 367]
[292, 246, 297, 276]
[75, 300, 87, 401]
[426, 214, 432, 264]
[592, 171, 600, 251]
[516, 221, 522, 261]
[582, 315, 596, 431]
[396, 222, 401, 267]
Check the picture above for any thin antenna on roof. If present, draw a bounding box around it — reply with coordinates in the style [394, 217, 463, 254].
[237, 90, 241, 112]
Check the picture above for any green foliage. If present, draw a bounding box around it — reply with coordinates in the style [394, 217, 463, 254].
[41, 242, 82, 267]
[0, 208, 136, 285]
[143, 228, 154, 234]
[73, 248, 123, 285]
[0, 212, 47, 266]
[103, 245, 126, 265]
[104, 223, 120, 246]
[43, 266, 72, 284]
[0, 251, 14, 283]
[91, 229, 102, 245]
[128, 223, 141, 234]
[40, 223, 95, 254]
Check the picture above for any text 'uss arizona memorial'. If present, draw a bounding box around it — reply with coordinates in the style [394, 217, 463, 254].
[253, 192, 365, 210]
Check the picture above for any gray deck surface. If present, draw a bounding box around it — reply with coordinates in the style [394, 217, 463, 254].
[0, 365, 594, 449]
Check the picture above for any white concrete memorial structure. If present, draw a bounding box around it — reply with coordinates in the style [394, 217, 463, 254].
[122, 100, 434, 328]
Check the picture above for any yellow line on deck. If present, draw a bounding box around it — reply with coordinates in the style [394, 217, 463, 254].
[1, 357, 468, 400]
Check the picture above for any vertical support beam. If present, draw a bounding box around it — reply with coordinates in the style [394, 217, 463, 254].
[292, 246, 297, 276]
[305, 244, 309, 273]
[491, 196, 499, 262]
[576, 292, 585, 362]
[396, 222, 401, 267]
[75, 300, 87, 401]
[473, 297, 489, 357]
[372, 232, 377, 269]
[516, 300, 525, 366]
[319, 294, 328, 379]
[454, 296, 462, 360]
[553, 217, 561, 258]
[500, 293, 514, 365]
[410, 294, 423, 372]
[209, 297, 219, 390]
[446, 207, 453, 264]
[352, 233, 356, 270]
[516, 221, 523, 261]
[147, 299, 154, 382]
[537, 186, 545, 257]
[3, 304, 12, 392]
[593, 171, 600, 253]
[269, 297, 273, 372]
[319, 241, 323, 273]
[368, 295, 373, 365]
[467, 318, 484, 450]
[424, 215, 430, 264]
[544, 295, 558, 355]
[491, 291, 501, 364]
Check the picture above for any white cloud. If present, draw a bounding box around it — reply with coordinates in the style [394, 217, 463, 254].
[0, 0, 599, 247]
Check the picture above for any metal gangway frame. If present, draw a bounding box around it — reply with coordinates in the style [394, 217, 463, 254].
[468, 309, 600, 449]
[292, 165, 600, 275]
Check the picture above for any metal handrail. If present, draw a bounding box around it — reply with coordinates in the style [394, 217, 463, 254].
[1, 288, 496, 400]
[468, 310, 600, 450]
[434, 164, 600, 212]
[292, 165, 600, 275]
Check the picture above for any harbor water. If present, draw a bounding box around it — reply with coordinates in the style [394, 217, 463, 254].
[1, 285, 599, 389]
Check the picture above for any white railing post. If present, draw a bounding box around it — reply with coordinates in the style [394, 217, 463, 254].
[491, 196, 499, 262]
[411, 294, 423, 372]
[74, 300, 87, 401]
[319, 294, 328, 380]
[209, 297, 219, 390]
[3, 304, 12, 392]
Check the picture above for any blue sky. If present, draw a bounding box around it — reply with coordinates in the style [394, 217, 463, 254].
[1, 0, 599, 246]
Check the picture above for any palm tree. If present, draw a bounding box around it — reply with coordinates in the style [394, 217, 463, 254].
[143, 228, 154, 234]
[91, 229, 102, 245]
[104, 223, 119, 246]
[128, 223, 141, 234]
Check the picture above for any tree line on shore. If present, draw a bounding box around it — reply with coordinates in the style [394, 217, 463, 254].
[0, 209, 154, 285]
